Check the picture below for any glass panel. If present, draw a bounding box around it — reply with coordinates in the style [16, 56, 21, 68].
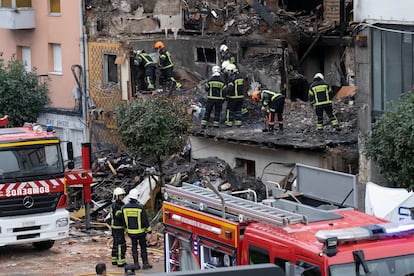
[1, 0, 12, 8]
[372, 29, 383, 111]
[49, 0, 60, 13]
[329, 254, 414, 276]
[402, 34, 413, 93]
[104, 54, 118, 84]
[383, 31, 402, 110]
[0, 144, 64, 182]
[16, 0, 31, 8]
[53, 44, 62, 72]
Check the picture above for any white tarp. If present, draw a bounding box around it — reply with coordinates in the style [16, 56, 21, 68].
[365, 182, 414, 223]
[123, 175, 159, 205]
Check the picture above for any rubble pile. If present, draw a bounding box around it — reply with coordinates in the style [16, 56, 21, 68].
[81, 153, 268, 210]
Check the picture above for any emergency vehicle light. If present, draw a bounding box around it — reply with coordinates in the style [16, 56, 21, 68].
[316, 220, 414, 244]
[33, 125, 43, 133]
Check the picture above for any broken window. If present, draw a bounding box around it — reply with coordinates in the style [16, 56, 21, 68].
[235, 158, 256, 177]
[372, 25, 414, 113]
[196, 47, 216, 64]
[103, 54, 118, 84]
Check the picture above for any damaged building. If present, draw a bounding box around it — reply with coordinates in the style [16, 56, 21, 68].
[84, 0, 358, 187]
[2, 0, 391, 203]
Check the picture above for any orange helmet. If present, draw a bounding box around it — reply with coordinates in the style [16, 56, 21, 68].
[154, 41, 165, 50]
[252, 90, 260, 101]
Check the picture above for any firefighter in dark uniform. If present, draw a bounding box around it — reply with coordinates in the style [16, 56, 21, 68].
[110, 187, 127, 267]
[133, 50, 156, 91]
[224, 64, 245, 127]
[219, 44, 236, 65]
[201, 65, 226, 129]
[122, 189, 152, 270]
[153, 41, 182, 90]
[308, 73, 340, 131]
[252, 88, 285, 133]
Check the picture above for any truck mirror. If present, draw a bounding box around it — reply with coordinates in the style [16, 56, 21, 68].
[67, 142, 74, 169]
[67, 160, 75, 170]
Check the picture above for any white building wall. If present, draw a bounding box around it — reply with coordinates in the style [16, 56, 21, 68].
[354, 0, 414, 24]
[38, 113, 88, 159]
[190, 137, 323, 185]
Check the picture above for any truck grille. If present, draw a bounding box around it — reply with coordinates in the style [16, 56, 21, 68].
[0, 193, 61, 217]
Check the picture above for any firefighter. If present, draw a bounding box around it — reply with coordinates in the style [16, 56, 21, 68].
[219, 44, 236, 65]
[201, 65, 226, 129]
[132, 50, 156, 91]
[224, 63, 245, 128]
[308, 73, 340, 131]
[252, 88, 285, 133]
[153, 41, 182, 90]
[122, 189, 153, 270]
[110, 187, 127, 267]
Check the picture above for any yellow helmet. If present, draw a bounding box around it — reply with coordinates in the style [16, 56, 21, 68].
[252, 90, 260, 101]
[154, 41, 165, 50]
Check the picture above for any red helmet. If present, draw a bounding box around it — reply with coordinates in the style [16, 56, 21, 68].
[252, 90, 260, 101]
[154, 41, 165, 50]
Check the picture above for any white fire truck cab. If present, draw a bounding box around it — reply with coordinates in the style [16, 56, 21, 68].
[0, 120, 91, 250]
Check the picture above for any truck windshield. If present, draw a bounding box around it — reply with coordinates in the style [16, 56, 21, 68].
[329, 254, 414, 276]
[0, 143, 64, 181]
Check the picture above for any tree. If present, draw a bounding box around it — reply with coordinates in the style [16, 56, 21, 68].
[0, 56, 50, 126]
[364, 92, 414, 189]
[115, 95, 192, 186]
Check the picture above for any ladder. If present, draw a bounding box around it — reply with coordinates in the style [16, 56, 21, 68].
[163, 183, 308, 227]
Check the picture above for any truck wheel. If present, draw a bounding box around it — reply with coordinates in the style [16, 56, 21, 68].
[33, 240, 55, 250]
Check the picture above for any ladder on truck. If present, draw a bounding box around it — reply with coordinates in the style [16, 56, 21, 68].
[163, 182, 308, 227]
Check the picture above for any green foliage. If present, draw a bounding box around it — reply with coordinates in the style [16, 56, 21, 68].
[364, 92, 414, 189]
[0, 56, 50, 127]
[115, 95, 192, 171]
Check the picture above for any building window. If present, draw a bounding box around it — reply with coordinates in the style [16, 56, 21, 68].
[372, 25, 414, 113]
[17, 46, 31, 72]
[103, 54, 118, 84]
[16, 0, 31, 7]
[1, 0, 31, 8]
[235, 158, 256, 177]
[49, 0, 60, 14]
[49, 43, 62, 74]
[196, 47, 216, 63]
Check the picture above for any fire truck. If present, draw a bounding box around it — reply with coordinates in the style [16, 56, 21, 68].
[0, 116, 92, 250]
[162, 182, 414, 275]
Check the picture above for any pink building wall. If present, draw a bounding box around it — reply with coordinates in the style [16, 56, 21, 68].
[0, 1, 83, 109]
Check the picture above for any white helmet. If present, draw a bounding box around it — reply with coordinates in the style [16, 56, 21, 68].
[113, 187, 126, 201]
[220, 44, 228, 53]
[224, 63, 237, 74]
[113, 187, 126, 196]
[314, 73, 324, 80]
[221, 60, 231, 71]
[211, 65, 221, 76]
[129, 189, 140, 201]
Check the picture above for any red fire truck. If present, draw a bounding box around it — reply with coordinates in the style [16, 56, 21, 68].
[0, 118, 92, 250]
[162, 182, 414, 275]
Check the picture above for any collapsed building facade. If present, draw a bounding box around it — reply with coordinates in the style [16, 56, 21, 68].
[85, 0, 358, 190]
